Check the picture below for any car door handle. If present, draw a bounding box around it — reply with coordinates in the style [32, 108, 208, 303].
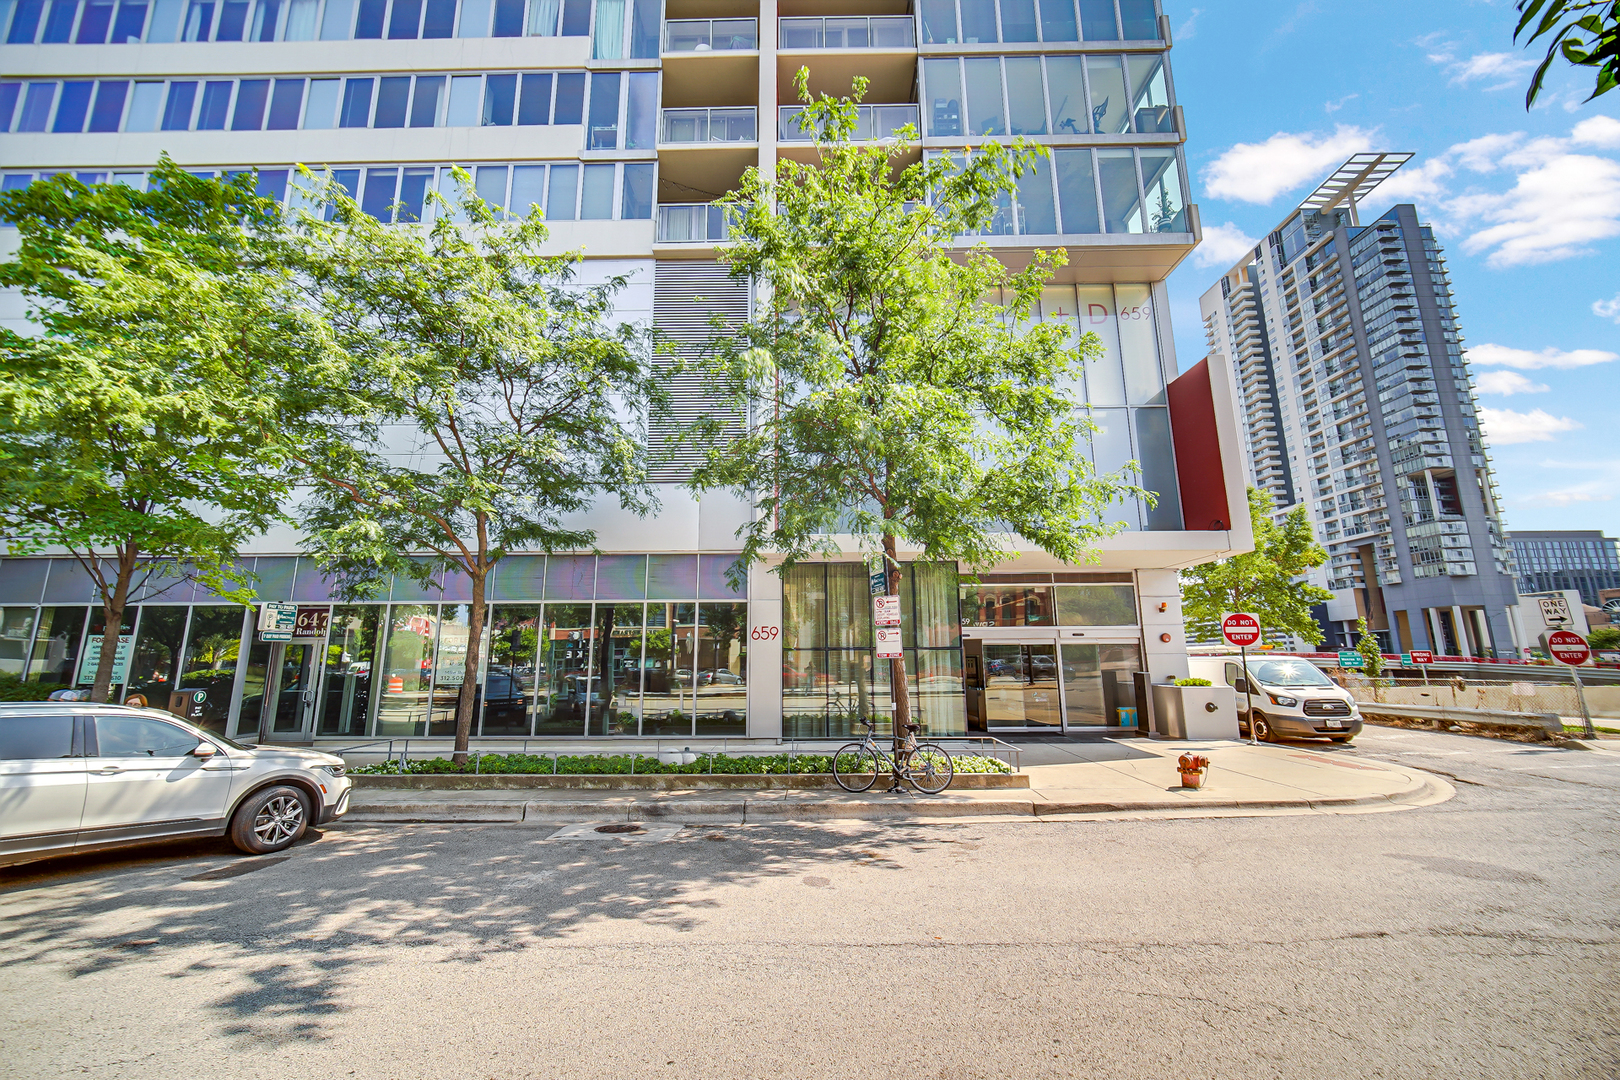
[95, 766, 123, 775]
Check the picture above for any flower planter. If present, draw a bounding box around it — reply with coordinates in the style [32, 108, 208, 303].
[1151, 684, 1238, 739]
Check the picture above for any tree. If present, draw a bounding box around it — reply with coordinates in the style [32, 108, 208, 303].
[1355, 616, 1387, 679]
[283, 170, 664, 762]
[1516, 0, 1618, 106]
[1588, 625, 1620, 650]
[688, 73, 1146, 749]
[0, 162, 308, 702]
[1181, 487, 1334, 646]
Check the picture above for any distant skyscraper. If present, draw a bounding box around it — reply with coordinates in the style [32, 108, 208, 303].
[1199, 155, 1520, 658]
[1509, 531, 1620, 608]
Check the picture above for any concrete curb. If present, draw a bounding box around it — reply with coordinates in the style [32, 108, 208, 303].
[351, 772, 1030, 791]
[344, 766, 1454, 824]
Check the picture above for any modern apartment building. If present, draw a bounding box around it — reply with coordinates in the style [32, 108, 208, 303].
[1200, 157, 1521, 659]
[1509, 531, 1620, 609]
[0, 0, 1254, 744]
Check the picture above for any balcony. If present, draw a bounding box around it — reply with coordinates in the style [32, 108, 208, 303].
[777, 15, 916, 104]
[656, 203, 732, 244]
[661, 108, 758, 144]
[778, 104, 920, 142]
[661, 18, 759, 109]
[663, 18, 758, 52]
[778, 15, 916, 49]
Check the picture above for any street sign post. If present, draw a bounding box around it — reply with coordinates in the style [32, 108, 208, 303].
[1409, 648, 1433, 686]
[1337, 650, 1365, 669]
[1538, 596, 1573, 628]
[875, 626, 903, 659]
[1221, 614, 1262, 744]
[1544, 630, 1594, 739]
[872, 595, 901, 627]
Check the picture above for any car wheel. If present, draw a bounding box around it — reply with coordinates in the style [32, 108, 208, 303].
[1329, 736, 1353, 744]
[230, 785, 311, 855]
[1251, 714, 1274, 742]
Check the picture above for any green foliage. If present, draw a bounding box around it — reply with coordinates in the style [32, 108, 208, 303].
[1516, 0, 1618, 106]
[351, 751, 1014, 775]
[280, 168, 666, 754]
[1181, 487, 1334, 646]
[1356, 616, 1387, 679]
[0, 160, 306, 699]
[1588, 625, 1620, 650]
[0, 674, 57, 702]
[1174, 677, 1212, 687]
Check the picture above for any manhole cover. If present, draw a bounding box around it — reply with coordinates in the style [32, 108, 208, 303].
[595, 823, 645, 834]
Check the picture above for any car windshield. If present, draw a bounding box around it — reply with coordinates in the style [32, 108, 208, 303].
[1247, 661, 1335, 688]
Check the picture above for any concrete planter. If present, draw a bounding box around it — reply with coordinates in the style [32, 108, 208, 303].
[1151, 684, 1238, 740]
[352, 772, 1031, 791]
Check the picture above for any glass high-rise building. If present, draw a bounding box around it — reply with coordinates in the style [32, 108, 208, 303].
[0, 0, 1257, 742]
[1509, 531, 1620, 609]
[1200, 157, 1521, 659]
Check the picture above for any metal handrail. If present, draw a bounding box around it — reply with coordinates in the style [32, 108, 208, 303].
[663, 17, 757, 52]
[659, 107, 757, 144]
[778, 15, 915, 49]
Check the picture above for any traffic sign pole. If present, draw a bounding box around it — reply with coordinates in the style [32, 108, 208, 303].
[1241, 642, 1254, 744]
[1572, 665, 1594, 740]
[1544, 631, 1595, 739]
[1221, 613, 1263, 745]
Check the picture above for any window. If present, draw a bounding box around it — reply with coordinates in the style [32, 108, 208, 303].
[1077, 0, 1115, 39]
[964, 57, 1003, 136]
[587, 71, 620, 148]
[923, 59, 962, 137]
[1039, 0, 1076, 40]
[1085, 55, 1129, 134]
[231, 78, 269, 129]
[52, 81, 94, 132]
[339, 77, 373, 127]
[1005, 57, 1046, 135]
[360, 166, 399, 219]
[266, 78, 304, 128]
[1140, 149, 1185, 232]
[1097, 149, 1141, 233]
[303, 78, 339, 127]
[621, 162, 653, 218]
[93, 714, 197, 757]
[624, 70, 656, 148]
[161, 81, 196, 130]
[482, 72, 516, 125]
[546, 162, 577, 220]
[0, 715, 75, 760]
[410, 75, 443, 126]
[517, 72, 550, 124]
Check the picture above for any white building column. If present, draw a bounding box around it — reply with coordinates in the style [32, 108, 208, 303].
[1137, 569, 1189, 682]
[1451, 605, 1473, 658]
[745, 559, 783, 739]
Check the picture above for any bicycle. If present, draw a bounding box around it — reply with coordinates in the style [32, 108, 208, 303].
[832, 717, 954, 795]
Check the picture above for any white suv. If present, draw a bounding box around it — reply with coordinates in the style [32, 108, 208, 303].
[0, 702, 352, 868]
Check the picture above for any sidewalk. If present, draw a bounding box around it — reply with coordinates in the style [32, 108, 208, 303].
[344, 738, 1455, 824]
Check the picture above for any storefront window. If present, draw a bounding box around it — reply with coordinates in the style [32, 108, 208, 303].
[591, 602, 644, 735]
[79, 608, 136, 692]
[696, 602, 746, 736]
[0, 607, 37, 679]
[27, 606, 87, 687]
[483, 603, 539, 735]
[1054, 585, 1137, 625]
[536, 603, 591, 735]
[429, 604, 473, 736]
[641, 602, 694, 736]
[376, 603, 435, 736]
[320, 605, 382, 737]
[958, 582, 1055, 627]
[176, 606, 247, 733]
[126, 605, 187, 706]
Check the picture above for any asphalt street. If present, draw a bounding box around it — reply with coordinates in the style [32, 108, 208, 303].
[2, 726, 1616, 1079]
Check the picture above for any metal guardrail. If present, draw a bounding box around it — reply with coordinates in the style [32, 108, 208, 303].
[778, 15, 915, 49]
[331, 734, 1023, 773]
[663, 17, 757, 52]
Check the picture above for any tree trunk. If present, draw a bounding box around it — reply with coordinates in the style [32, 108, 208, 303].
[452, 566, 487, 765]
[883, 533, 912, 769]
[90, 553, 138, 704]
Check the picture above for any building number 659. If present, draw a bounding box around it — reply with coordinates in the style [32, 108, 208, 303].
[750, 625, 780, 641]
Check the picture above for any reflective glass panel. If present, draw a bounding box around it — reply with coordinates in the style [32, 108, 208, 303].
[1055, 585, 1137, 625]
[483, 604, 539, 735]
[695, 603, 746, 736]
[175, 606, 245, 734]
[1076, 284, 1125, 404]
[1039, 0, 1076, 40]
[964, 57, 1004, 136]
[1085, 55, 1129, 134]
[428, 604, 472, 736]
[641, 602, 694, 735]
[126, 606, 187, 706]
[318, 605, 380, 737]
[535, 603, 591, 735]
[1005, 57, 1046, 135]
[923, 58, 962, 137]
[1097, 149, 1142, 232]
[375, 604, 434, 736]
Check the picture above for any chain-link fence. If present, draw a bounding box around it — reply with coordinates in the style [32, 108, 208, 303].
[1338, 677, 1616, 720]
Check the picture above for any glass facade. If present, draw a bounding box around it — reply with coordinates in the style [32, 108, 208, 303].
[782, 562, 964, 740]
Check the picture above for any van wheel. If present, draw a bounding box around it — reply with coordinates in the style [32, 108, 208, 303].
[230, 785, 310, 855]
[1251, 715, 1274, 742]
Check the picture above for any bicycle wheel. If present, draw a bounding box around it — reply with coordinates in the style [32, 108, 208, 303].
[906, 744, 954, 794]
[832, 743, 880, 793]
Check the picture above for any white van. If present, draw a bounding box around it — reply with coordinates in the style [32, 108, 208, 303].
[1186, 655, 1362, 743]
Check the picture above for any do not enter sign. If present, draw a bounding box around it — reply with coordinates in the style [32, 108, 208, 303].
[1221, 613, 1262, 648]
[1547, 630, 1591, 666]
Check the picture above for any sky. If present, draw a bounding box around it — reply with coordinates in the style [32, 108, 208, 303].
[1158, 0, 1620, 535]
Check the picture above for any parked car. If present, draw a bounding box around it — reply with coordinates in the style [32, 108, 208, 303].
[697, 669, 744, 687]
[0, 702, 352, 868]
[1185, 656, 1363, 743]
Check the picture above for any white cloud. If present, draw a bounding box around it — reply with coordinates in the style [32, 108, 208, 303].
[1474, 370, 1550, 395]
[1201, 126, 1376, 204]
[1468, 343, 1619, 370]
[1444, 51, 1537, 87]
[1452, 148, 1620, 266]
[1193, 222, 1260, 268]
[1324, 93, 1359, 114]
[1521, 461, 1620, 506]
[1572, 115, 1620, 149]
[1375, 157, 1453, 201]
[1174, 7, 1201, 42]
[1595, 294, 1620, 323]
[1480, 407, 1584, 445]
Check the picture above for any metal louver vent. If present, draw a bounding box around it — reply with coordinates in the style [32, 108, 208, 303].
[649, 261, 750, 482]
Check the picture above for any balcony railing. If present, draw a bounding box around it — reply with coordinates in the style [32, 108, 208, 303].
[663, 18, 758, 52]
[657, 204, 732, 243]
[660, 108, 758, 144]
[778, 104, 920, 142]
[778, 15, 915, 49]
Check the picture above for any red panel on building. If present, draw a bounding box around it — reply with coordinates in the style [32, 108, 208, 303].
[1166, 359, 1231, 532]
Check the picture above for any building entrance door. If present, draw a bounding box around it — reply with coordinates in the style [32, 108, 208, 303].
[981, 642, 1062, 730]
[259, 642, 319, 744]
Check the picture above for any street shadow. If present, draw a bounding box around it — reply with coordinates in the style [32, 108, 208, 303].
[0, 818, 943, 1047]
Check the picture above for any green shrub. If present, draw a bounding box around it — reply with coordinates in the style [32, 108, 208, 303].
[1174, 677, 1212, 687]
[0, 673, 58, 702]
[351, 750, 1015, 776]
